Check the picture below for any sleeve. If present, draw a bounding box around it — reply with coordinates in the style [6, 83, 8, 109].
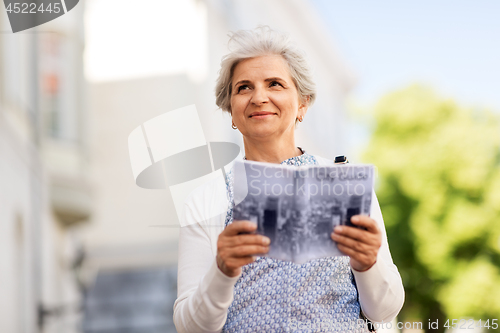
[351, 190, 405, 323]
[173, 195, 241, 333]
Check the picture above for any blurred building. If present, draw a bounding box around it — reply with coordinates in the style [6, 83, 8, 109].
[80, 0, 357, 332]
[0, 3, 90, 333]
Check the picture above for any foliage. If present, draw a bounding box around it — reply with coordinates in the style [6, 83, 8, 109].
[363, 85, 500, 330]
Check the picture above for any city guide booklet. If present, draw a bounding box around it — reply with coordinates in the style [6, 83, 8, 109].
[232, 159, 375, 264]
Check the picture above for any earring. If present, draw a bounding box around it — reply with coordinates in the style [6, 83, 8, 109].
[232, 121, 237, 130]
[297, 115, 304, 122]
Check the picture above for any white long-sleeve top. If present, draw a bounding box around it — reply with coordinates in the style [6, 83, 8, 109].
[173, 155, 405, 333]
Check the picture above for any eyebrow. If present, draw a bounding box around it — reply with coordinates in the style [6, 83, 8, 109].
[233, 80, 251, 88]
[265, 77, 286, 83]
[233, 77, 286, 88]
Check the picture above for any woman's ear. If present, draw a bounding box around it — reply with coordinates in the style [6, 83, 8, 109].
[298, 95, 310, 116]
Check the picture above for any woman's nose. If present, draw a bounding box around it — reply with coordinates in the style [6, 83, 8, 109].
[251, 86, 269, 105]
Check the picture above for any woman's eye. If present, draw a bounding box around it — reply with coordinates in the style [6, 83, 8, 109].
[237, 85, 249, 93]
[270, 81, 282, 88]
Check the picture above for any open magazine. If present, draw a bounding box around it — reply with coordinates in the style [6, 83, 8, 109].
[232, 159, 375, 263]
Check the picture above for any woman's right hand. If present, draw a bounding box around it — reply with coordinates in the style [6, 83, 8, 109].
[216, 221, 271, 277]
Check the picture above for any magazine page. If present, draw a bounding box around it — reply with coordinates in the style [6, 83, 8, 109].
[232, 159, 375, 263]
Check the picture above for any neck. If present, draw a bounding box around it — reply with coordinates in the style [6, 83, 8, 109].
[243, 137, 302, 164]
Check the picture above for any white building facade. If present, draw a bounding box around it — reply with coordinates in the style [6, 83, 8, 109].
[0, 3, 90, 333]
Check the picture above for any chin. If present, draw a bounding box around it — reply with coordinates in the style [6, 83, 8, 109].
[249, 128, 285, 139]
[248, 130, 274, 138]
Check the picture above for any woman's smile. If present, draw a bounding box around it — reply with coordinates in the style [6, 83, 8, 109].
[249, 111, 277, 119]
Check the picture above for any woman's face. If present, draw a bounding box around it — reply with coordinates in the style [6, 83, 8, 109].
[230, 55, 307, 142]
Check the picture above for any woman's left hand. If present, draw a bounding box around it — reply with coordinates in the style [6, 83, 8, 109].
[331, 215, 382, 272]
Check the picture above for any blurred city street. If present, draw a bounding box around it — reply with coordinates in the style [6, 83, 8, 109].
[1, 0, 498, 332]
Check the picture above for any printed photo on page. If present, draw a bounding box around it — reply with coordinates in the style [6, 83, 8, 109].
[232, 160, 375, 263]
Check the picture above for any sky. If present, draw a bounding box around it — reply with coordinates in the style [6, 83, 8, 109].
[310, 0, 500, 111]
[84, 0, 208, 82]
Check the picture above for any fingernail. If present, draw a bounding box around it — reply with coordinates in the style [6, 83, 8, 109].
[334, 226, 342, 233]
[351, 216, 359, 222]
[262, 237, 270, 245]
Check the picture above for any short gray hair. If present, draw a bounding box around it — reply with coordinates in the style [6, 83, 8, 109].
[215, 26, 316, 114]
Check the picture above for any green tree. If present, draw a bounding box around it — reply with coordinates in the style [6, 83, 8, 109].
[363, 85, 500, 332]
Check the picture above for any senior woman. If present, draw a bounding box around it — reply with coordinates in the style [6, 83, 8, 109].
[174, 27, 404, 333]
